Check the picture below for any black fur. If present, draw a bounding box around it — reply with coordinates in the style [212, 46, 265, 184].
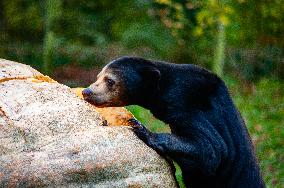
[109, 57, 265, 188]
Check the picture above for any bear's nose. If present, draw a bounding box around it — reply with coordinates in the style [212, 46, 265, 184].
[82, 88, 93, 97]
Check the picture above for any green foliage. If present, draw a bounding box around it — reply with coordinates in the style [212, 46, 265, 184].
[126, 105, 170, 133]
[174, 162, 186, 188]
[2, 0, 43, 41]
[0, 0, 283, 80]
[225, 46, 284, 80]
[154, 0, 283, 77]
[121, 22, 177, 58]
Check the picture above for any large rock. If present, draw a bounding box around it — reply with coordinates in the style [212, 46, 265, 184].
[0, 59, 177, 187]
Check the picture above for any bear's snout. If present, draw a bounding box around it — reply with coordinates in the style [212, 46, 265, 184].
[82, 88, 93, 98]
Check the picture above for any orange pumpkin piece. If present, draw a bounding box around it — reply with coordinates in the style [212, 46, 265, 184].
[72, 88, 134, 126]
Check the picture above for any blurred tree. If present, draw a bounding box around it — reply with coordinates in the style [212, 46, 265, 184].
[154, 0, 233, 76]
[2, 0, 43, 41]
[0, 0, 283, 79]
[154, 0, 284, 78]
[213, 22, 225, 76]
[226, 0, 284, 80]
[43, 0, 62, 75]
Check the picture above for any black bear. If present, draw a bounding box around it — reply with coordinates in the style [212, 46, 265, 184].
[82, 56, 265, 188]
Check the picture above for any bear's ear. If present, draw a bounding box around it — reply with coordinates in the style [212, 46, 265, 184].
[139, 66, 161, 90]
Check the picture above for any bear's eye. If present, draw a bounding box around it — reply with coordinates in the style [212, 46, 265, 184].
[105, 78, 115, 87]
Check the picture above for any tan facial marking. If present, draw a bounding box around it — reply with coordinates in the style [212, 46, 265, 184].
[87, 66, 127, 107]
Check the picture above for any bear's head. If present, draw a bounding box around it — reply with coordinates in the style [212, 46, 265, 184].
[82, 56, 160, 107]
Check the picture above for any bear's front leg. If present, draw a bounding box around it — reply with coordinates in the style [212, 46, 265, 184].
[128, 118, 152, 144]
[128, 117, 224, 177]
[128, 118, 171, 158]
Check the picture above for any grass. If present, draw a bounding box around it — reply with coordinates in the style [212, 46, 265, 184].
[126, 77, 284, 188]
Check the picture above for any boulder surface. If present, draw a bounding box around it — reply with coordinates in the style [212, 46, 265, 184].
[0, 59, 177, 187]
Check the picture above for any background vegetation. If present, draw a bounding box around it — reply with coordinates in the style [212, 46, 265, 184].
[0, 0, 283, 187]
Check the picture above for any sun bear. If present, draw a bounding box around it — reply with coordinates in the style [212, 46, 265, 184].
[82, 56, 264, 188]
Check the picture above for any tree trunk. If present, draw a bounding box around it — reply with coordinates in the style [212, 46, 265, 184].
[43, 0, 62, 75]
[213, 22, 226, 77]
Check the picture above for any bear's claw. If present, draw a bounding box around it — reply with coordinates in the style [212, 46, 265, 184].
[128, 118, 151, 144]
[128, 118, 143, 128]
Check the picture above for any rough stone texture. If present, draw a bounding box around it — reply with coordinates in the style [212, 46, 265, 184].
[0, 59, 177, 188]
[0, 59, 42, 80]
